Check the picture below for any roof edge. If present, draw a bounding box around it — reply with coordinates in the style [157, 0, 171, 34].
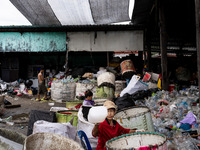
[0, 24, 145, 32]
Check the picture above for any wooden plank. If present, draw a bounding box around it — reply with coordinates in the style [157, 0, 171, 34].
[159, 0, 169, 90]
[4, 104, 21, 108]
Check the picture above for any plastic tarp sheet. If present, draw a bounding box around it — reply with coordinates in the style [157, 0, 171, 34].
[9, 0, 61, 25]
[33, 120, 76, 140]
[48, 0, 94, 25]
[89, 0, 130, 24]
[120, 75, 148, 97]
[0, 135, 23, 150]
[10, 0, 132, 25]
[27, 110, 56, 136]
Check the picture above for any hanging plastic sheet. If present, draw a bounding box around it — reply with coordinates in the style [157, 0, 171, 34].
[89, 0, 130, 24]
[10, 0, 61, 25]
[48, 0, 94, 25]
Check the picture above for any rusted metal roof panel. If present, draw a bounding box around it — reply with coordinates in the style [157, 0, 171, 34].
[0, 32, 66, 52]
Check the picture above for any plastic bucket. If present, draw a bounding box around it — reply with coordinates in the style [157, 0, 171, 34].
[169, 84, 175, 92]
[66, 101, 83, 110]
[106, 132, 167, 150]
[56, 110, 78, 126]
[120, 60, 136, 79]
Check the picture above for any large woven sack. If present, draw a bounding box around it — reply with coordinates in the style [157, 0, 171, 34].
[77, 107, 98, 149]
[23, 132, 83, 150]
[96, 86, 114, 99]
[97, 72, 115, 88]
[75, 83, 97, 100]
[51, 81, 76, 102]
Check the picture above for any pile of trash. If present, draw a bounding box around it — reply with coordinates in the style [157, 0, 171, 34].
[142, 86, 200, 149]
[0, 79, 34, 98]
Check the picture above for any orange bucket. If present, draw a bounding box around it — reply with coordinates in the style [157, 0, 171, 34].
[120, 60, 136, 79]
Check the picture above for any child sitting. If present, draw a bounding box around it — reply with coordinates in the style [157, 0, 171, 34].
[82, 90, 95, 120]
[83, 89, 95, 106]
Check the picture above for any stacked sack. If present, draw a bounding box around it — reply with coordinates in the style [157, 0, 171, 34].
[96, 72, 115, 101]
[51, 79, 76, 102]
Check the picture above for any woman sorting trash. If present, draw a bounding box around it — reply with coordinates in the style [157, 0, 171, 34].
[83, 90, 95, 106]
[92, 100, 136, 150]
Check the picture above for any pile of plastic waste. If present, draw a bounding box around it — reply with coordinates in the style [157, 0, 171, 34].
[143, 86, 200, 149]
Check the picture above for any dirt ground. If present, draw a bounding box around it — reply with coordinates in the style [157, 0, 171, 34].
[0, 94, 66, 136]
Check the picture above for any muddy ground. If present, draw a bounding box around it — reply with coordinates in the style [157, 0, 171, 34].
[0, 94, 66, 136]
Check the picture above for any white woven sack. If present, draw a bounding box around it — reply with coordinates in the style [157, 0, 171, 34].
[77, 107, 98, 149]
[54, 82, 63, 89]
[33, 120, 76, 140]
[75, 83, 97, 100]
[97, 72, 115, 87]
[51, 89, 63, 102]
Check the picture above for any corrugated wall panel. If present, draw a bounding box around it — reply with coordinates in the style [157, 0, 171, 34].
[0, 32, 66, 52]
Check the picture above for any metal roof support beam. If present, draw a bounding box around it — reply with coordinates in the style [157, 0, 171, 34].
[195, 0, 200, 102]
[159, 0, 169, 90]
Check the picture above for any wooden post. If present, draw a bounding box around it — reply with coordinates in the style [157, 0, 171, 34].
[65, 50, 69, 73]
[107, 52, 109, 67]
[146, 28, 152, 71]
[159, 0, 169, 90]
[195, 0, 200, 105]
[138, 51, 143, 74]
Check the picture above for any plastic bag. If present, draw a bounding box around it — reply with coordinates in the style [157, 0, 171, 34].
[120, 75, 148, 97]
[114, 93, 135, 111]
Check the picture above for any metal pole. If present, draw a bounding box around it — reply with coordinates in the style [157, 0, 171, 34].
[159, 0, 169, 90]
[195, 0, 200, 105]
